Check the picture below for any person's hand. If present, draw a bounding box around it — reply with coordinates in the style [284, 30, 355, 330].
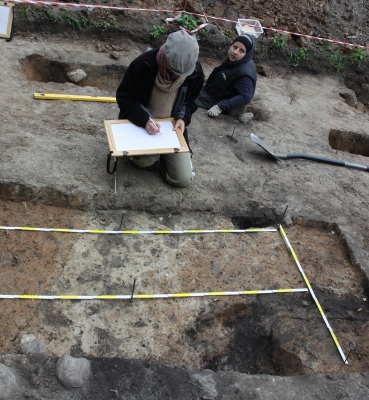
[174, 119, 185, 133]
[145, 119, 161, 135]
[208, 105, 222, 117]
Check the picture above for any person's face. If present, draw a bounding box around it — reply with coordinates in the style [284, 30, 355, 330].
[228, 41, 247, 62]
[162, 54, 172, 73]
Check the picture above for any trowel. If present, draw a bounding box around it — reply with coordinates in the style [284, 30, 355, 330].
[250, 133, 369, 172]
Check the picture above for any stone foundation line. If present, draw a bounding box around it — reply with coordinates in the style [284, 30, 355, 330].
[0, 226, 277, 234]
[278, 224, 348, 364]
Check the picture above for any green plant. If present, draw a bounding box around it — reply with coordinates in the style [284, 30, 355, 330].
[255, 37, 265, 54]
[150, 25, 166, 38]
[318, 40, 331, 52]
[45, 10, 118, 31]
[350, 48, 367, 67]
[46, 9, 62, 24]
[290, 47, 308, 67]
[98, 20, 119, 30]
[195, 27, 209, 41]
[198, 28, 209, 36]
[89, 18, 118, 30]
[269, 35, 287, 50]
[177, 13, 198, 31]
[223, 30, 233, 45]
[18, 7, 32, 18]
[64, 14, 82, 30]
[329, 50, 346, 72]
[80, 15, 90, 27]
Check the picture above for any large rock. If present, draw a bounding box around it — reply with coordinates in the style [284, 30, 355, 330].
[339, 89, 357, 107]
[20, 334, 46, 356]
[0, 363, 20, 399]
[239, 112, 254, 124]
[110, 51, 120, 60]
[66, 69, 87, 83]
[56, 355, 90, 390]
[191, 369, 217, 400]
[274, 204, 293, 226]
[203, 24, 218, 34]
[183, 0, 205, 14]
[256, 63, 274, 78]
[358, 83, 369, 104]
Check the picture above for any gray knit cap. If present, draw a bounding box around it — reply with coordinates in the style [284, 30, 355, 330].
[165, 30, 199, 76]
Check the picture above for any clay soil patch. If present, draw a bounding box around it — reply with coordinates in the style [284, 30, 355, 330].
[0, 199, 84, 352]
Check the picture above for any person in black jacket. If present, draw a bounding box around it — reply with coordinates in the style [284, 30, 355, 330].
[116, 30, 204, 187]
[196, 34, 257, 119]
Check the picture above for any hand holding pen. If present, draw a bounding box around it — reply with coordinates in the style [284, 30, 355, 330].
[146, 117, 161, 135]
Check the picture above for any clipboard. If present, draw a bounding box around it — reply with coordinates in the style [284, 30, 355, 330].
[104, 118, 189, 157]
[0, 2, 13, 39]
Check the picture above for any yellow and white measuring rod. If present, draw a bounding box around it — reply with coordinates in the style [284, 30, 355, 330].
[278, 224, 348, 364]
[0, 226, 277, 235]
[34, 93, 116, 103]
[0, 288, 308, 300]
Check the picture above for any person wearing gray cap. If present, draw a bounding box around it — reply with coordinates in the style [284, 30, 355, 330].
[196, 34, 257, 121]
[116, 30, 204, 187]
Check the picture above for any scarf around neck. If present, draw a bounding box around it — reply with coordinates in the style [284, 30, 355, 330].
[156, 44, 180, 82]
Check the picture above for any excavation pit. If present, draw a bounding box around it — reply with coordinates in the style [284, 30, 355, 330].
[21, 54, 125, 91]
[0, 199, 368, 376]
[329, 129, 369, 157]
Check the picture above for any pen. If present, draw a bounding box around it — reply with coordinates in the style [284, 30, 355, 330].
[149, 117, 160, 131]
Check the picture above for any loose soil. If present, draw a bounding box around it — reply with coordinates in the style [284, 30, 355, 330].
[1, 199, 368, 376]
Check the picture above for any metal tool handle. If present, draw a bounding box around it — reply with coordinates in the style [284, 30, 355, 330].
[286, 154, 369, 171]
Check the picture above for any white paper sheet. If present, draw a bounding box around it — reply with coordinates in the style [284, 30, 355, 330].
[0, 5, 11, 35]
[111, 121, 181, 151]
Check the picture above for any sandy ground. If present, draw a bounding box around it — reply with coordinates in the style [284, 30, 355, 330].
[0, 34, 369, 397]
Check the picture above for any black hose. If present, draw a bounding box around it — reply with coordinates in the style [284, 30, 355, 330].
[286, 154, 345, 166]
[285, 154, 369, 171]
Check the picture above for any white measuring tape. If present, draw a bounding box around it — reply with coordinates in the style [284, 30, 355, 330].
[279, 225, 348, 364]
[0, 226, 277, 234]
[0, 288, 308, 300]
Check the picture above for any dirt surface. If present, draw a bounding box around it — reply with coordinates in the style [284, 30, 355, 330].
[0, 200, 368, 376]
[12, 0, 369, 46]
[1, 0, 369, 398]
[0, 353, 369, 400]
[0, 200, 82, 353]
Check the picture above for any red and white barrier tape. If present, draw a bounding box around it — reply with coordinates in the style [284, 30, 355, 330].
[264, 27, 368, 49]
[183, 10, 369, 48]
[7, 0, 176, 13]
[7, 0, 369, 49]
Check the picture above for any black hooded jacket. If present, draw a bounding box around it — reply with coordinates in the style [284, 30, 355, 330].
[198, 39, 257, 111]
[116, 49, 205, 142]
[205, 58, 256, 101]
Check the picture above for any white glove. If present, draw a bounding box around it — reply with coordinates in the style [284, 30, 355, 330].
[207, 104, 222, 117]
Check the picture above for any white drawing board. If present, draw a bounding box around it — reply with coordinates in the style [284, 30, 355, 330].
[0, 3, 13, 38]
[104, 118, 189, 157]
